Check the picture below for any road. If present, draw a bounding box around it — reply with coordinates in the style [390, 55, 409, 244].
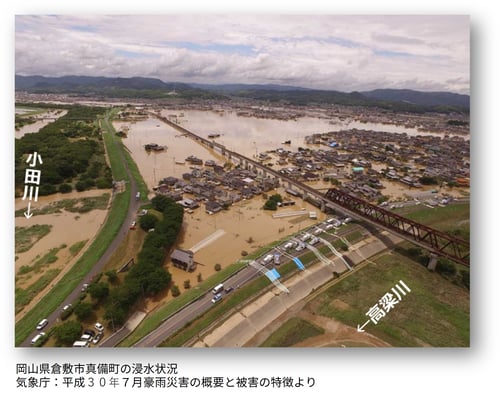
[130, 264, 265, 347]
[21, 117, 141, 347]
[122, 225, 361, 347]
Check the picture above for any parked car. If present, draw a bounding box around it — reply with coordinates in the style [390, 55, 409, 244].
[83, 329, 96, 337]
[211, 293, 222, 303]
[36, 319, 48, 330]
[130, 221, 137, 230]
[310, 237, 320, 245]
[92, 333, 103, 345]
[95, 322, 104, 333]
[31, 332, 46, 345]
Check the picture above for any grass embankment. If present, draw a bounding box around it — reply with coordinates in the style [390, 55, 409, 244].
[15, 108, 131, 345]
[101, 113, 149, 199]
[306, 251, 469, 347]
[260, 318, 325, 347]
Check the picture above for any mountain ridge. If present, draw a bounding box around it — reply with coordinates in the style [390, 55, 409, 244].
[15, 75, 469, 112]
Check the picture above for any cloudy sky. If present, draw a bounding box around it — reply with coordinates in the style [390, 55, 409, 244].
[15, 15, 469, 93]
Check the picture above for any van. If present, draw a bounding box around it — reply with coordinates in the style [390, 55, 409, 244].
[73, 340, 89, 348]
[212, 283, 224, 294]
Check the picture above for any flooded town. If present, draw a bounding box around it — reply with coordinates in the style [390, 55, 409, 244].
[15, 100, 470, 329]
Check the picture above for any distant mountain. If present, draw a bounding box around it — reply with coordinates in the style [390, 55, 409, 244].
[362, 89, 469, 109]
[15, 75, 221, 100]
[189, 83, 313, 93]
[15, 75, 469, 113]
[16, 75, 181, 90]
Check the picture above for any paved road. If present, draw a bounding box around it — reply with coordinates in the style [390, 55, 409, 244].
[129, 226, 362, 347]
[21, 118, 140, 347]
[131, 264, 263, 347]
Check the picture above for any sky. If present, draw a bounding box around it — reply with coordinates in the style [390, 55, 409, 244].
[15, 15, 470, 94]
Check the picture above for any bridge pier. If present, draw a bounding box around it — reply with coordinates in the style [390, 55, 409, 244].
[427, 254, 438, 271]
[302, 191, 307, 200]
[320, 200, 326, 212]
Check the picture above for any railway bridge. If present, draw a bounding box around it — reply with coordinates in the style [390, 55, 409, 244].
[151, 112, 470, 267]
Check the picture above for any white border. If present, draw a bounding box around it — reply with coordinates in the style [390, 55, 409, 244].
[3, 1, 497, 396]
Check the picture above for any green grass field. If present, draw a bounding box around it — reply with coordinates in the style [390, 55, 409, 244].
[260, 317, 324, 347]
[402, 202, 469, 234]
[306, 251, 469, 347]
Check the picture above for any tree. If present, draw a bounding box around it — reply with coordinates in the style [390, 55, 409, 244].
[151, 195, 174, 212]
[436, 259, 457, 276]
[75, 181, 86, 192]
[73, 302, 93, 322]
[263, 193, 283, 211]
[171, 284, 181, 297]
[197, 273, 203, 283]
[59, 183, 72, 193]
[139, 213, 159, 232]
[144, 267, 171, 295]
[54, 321, 82, 346]
[184, 279, 191, 289]
[105, 270, 118, 284]
[88, 282, 110, 301]
[214, 263, 222, 272]
[104, 305, 127, 330]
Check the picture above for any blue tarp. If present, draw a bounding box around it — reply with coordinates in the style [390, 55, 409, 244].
[265, 268, 281, 282]
[293, 257, 305, 270]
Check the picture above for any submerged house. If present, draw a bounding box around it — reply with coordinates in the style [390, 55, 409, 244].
[171, 249, 196, 272]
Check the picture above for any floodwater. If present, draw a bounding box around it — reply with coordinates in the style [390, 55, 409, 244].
[114, 117, 225, 188]
[15, 189, 110, 319]
[15, 189, 110, 275]
[15, 109, 68, 139]
[115, 110, 464, 295]
[115, 117, 325, 271]
[161, 190, 326, 296]
[160, 109, 461, 159]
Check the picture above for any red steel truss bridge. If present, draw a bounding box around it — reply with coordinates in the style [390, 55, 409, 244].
[325, 188, 470, 267]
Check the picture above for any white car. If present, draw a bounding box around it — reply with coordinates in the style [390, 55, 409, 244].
[36, 319, 48, 330]
[31, 332, 46, 345]
[95, 322, 104, 333]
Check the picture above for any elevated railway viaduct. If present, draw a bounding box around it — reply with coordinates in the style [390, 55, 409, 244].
[151, 111, 469, 268]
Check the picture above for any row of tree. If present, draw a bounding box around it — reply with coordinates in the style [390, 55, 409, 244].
[103, 195, 184, 327]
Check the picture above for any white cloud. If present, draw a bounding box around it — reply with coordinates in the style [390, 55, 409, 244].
[15, 15, 469, 93]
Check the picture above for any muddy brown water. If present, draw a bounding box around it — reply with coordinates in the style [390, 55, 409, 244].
[15, 109, 68, 139]
[114, 111, 467, 297]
